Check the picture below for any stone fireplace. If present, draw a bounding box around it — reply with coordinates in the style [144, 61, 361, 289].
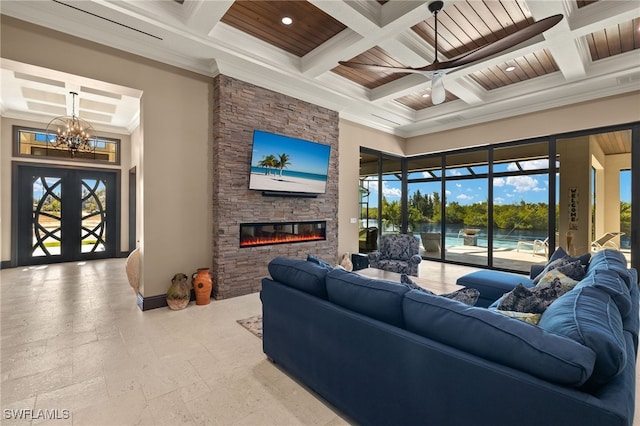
[240, 221, 327, 248]
[211, 75, 339, 299]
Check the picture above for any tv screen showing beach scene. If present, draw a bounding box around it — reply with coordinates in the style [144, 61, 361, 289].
[249, 130, 331, 194]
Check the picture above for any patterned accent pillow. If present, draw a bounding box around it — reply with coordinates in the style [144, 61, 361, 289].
[401, 274, 479, 306]
[440, 288, 481, 306]
[533, 256, 586, 284]
[495, 310, 542, 325]
[497, 280, 570, 314]
[400, 273, 430, 292]
[537, 269, 579, 292]
[557, 259, 587, 281]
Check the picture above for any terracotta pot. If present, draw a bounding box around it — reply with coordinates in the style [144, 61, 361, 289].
[192, 268, 212, 305]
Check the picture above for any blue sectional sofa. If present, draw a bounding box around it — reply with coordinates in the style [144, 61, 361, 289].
[260, 250, 638, 426]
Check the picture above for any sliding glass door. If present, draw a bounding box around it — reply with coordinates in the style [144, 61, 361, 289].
[379, 156, 403, 237]
[492, 142, 551, 272]
[358, 150, 405, 252]
[443, 151, 488, 267]
[407, 156, 442, 260]
[359, 122, 637, 273]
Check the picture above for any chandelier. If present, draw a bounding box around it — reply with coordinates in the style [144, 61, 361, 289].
[46, 91, 96, 157]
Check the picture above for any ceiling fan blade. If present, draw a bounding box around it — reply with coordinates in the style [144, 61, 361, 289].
[431, 73, 446, 105]
[440, 14, 563, 69]
[338, 9, 563, 105]
[338, 62, 427, 74]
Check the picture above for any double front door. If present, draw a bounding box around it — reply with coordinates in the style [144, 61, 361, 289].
[15, 165, 118, 266]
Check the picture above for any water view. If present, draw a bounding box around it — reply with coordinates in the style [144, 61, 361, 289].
[363, 222, 631, 251]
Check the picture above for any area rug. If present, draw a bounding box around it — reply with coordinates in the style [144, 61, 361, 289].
[237, 314, 263, 339]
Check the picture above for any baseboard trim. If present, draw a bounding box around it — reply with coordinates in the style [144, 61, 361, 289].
[137, 294, 166, 311]
[137, 290, 197, 311]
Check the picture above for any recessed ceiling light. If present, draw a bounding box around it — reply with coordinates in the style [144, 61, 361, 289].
[505, 66, 516, 72]
[281, 16, 293, 25]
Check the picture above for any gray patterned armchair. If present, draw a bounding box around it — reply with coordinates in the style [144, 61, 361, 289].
[368, 234, 422, 277]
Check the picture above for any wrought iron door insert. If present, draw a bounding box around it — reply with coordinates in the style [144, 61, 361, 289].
[15, 165, 118, 266]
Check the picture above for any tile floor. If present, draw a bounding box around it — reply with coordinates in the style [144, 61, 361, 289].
[1, 259, 347, 425]
[1, 259, 638, 425]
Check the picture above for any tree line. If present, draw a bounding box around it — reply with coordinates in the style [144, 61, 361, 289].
[361, 190, 631, 233]
[35, 187, 106, 213]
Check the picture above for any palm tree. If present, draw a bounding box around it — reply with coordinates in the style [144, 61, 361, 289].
[277, 153, 291, 176]
[258, 155, 278, 175]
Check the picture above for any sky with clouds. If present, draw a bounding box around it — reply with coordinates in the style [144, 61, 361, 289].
[363, 168, 631, 207]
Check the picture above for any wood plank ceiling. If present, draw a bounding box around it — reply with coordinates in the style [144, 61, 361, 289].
[2, 0, 637, 141]
[360, 130, 632, 175]
[219, 0, 637, 112]
[591, 130, 632, 155]
[220, 1, 346, 57]
[579, 0, 639, 61]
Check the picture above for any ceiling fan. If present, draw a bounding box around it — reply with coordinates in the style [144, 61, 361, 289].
[339, 1, 563, 105]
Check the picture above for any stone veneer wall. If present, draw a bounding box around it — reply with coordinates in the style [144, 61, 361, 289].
[211, 74, 339, 299]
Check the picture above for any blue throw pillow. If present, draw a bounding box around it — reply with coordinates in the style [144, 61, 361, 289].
[538, 286, 626, 389]
[548, 246, 591, 267]
[307, 253, 334, 271]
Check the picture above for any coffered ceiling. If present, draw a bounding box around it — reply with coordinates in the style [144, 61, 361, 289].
[1, 0, 639, 137]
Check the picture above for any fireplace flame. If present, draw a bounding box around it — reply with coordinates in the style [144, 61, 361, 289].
[240, 221, 327, 248]
[240, 233, 325, 247]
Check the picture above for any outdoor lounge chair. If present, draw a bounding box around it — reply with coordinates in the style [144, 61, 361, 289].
[591, 232, 624, 251]
[516, 236, 549, 256]
[420, 232, 441, 254]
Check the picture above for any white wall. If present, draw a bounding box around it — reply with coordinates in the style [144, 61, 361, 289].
[557, 136, 591, 255]
[1, 16, 212, 299]
[405, 92, 640, 155]
[338, 119, 405, 255]
[130, 124, 142, 248]
[591, 142, 606, 243]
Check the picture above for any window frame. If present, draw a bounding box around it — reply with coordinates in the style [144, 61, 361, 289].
[13, 125, 121, 165]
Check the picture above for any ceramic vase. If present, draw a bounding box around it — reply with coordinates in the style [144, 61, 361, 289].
[166, 273, 190, 310]
[192, 268, 212, 305]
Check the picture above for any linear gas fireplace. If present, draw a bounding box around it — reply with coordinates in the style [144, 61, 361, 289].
[240, 221, 326, 248]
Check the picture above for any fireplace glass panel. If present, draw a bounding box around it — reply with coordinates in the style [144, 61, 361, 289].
[240, 221, 327, 247]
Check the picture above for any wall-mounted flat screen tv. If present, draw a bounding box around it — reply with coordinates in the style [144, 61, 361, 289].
[249, 130, 331, 195]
